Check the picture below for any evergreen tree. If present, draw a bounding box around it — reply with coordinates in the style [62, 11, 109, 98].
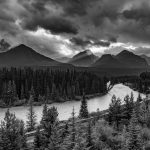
[46, 86, 51, 102]
[20, 85, 24, 100]
[137, 93, 142, 103]
[86, 122, 93, 150]
[70, 107, 76, 149]
[41, 107, 60, 149]
[51, 83, 57, 100]
[127, 110, 143, 150]
[41, 102, 48, 127]
[108, 95, 122, 130]
[34, 126, 43, 149]
[79, 93, 88, 118]
[12, 80, 17, 101]
[0, 109, 27, 150]
[123, 94, 134, 125]
[26, 94, 37, 132]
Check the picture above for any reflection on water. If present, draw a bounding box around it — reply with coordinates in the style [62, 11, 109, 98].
[0, 84, 145, 123]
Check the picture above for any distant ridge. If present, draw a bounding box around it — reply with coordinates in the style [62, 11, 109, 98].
[0, 44, 66, 67]
[92, 50, 148, 68]
[92, 54, 123, 68]
[69, 50, 98, 67]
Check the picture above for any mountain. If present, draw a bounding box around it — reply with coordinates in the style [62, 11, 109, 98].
[69, 50, 98, 67]
[0, 44, 65, 67]
[92, 50, 148, 68]
[116, 50, 148, 68]
[141, 54, 150, 65]
[92, 54, 123, 68]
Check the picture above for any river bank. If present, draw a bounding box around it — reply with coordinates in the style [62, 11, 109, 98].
[0, 92, 106, 108]
[0, 83, 145, 124]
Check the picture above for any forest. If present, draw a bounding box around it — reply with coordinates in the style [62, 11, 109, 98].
[0, 67, 108, 107]
[0, 87, 150, 150]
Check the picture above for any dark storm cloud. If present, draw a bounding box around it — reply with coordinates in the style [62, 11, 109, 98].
[49, 0, 97, 16]
[18, 0, 78, 34]
[22, 17, 78, 34]
[94, 40, 110, 47]
[70, 37, 92, 47]
[122, 2, 150, 26]
[1, 0, 150, 57]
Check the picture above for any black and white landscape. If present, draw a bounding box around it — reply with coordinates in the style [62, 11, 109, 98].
[0, 0, 150, 150]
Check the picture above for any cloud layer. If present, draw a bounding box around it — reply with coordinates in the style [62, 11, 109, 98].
[0, 0, 150, 57]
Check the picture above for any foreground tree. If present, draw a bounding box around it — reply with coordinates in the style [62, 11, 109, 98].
[86, 121, 93, 150]
[26, 94, 37, 132]
[34, 126, 43, 149]
[79, 93, 89, 118]
[127, 110, 143, 150]
[108, 95, 122, 130]
[40, 101, 48, 127]
[40, 106, 60, 149]
[0, 109, 27, 150]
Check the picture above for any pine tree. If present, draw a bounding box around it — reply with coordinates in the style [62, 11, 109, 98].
[12, 80, 17, 101]
[123, 94, 134, 125]
[26, 94, 37, 132]
[108, 95, 122, 130]
[25, 80, 29, 99]
[41, 107, 60, 149]
[137, 93, 142, 103]
[86, 122, 93, 150]
[34, 126, 43, 149]
[51, 83, 57, 100]
[41, 102, 48, 127]
[46, 86, 51, 102]
[0, 109, 27, 150]
[79, 93, 88, 118]
[127, 110, 143, 150]
[20, 85, 24, 100]
[70, 107, 76, 149]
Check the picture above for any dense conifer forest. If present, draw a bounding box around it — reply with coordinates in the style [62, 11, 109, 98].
[0, 67, 108, 107]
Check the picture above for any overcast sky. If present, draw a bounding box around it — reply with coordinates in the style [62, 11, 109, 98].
[1, 0, 150, 58]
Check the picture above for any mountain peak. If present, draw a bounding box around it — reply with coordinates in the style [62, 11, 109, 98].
[69, 50, 98, 67]
[117, 50, 133, 56]
[0, 44, 64, 67]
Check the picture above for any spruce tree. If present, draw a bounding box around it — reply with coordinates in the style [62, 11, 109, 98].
[79, 93, 88, 118]
[41, 106, 60, 149]
[0, 109, 27, 150]
[34, 126, 43, 149]
[108, 95, 122, 129]
[26, 94, 37, 132]
[127, 110, 143, 150]
[20, 85, 24, 100]
[46, 86, 51, 102]
[41, 102, 48, 127]
[70, 107, 76, 149]
[86, 121, 93, 150]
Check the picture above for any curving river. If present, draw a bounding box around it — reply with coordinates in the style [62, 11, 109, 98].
[0, 84, 145, 123]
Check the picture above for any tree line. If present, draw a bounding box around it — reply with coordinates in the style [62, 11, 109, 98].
[0, 67, 108, 107]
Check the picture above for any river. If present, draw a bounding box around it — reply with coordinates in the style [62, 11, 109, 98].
[0, 83, 145, 123]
